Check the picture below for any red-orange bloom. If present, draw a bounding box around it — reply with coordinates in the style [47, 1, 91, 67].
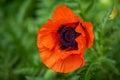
[37, 5, 94, 73]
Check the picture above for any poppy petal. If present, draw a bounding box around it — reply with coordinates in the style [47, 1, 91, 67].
[83, 22, 94, 48]
[62, 54, 84, 73]
[75, 23, 86, 54]
[37, 29, 58, 50]
[41, 19, 59, 31]
[51, 54, 84, 73]
[52, 5, 78, 24]
[54, 45, 72, 60]
[39, 48, 60, 68]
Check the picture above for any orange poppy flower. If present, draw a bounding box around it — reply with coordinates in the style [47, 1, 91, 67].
[37, 5, 94, 73]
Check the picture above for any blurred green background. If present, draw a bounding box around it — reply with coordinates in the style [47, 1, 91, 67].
[0, 0, 120, 80]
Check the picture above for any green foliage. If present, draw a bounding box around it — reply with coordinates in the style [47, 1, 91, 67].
[0, 0, 120, 80]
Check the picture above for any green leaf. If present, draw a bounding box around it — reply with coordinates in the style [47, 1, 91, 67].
[16, 0, 32, 23]
[44, 69, 56, 80]
[99, 57, 120, 75]
[100, 3, 114, 29]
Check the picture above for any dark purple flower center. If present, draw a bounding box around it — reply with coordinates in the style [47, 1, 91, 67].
[57, 24, 81, 50]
